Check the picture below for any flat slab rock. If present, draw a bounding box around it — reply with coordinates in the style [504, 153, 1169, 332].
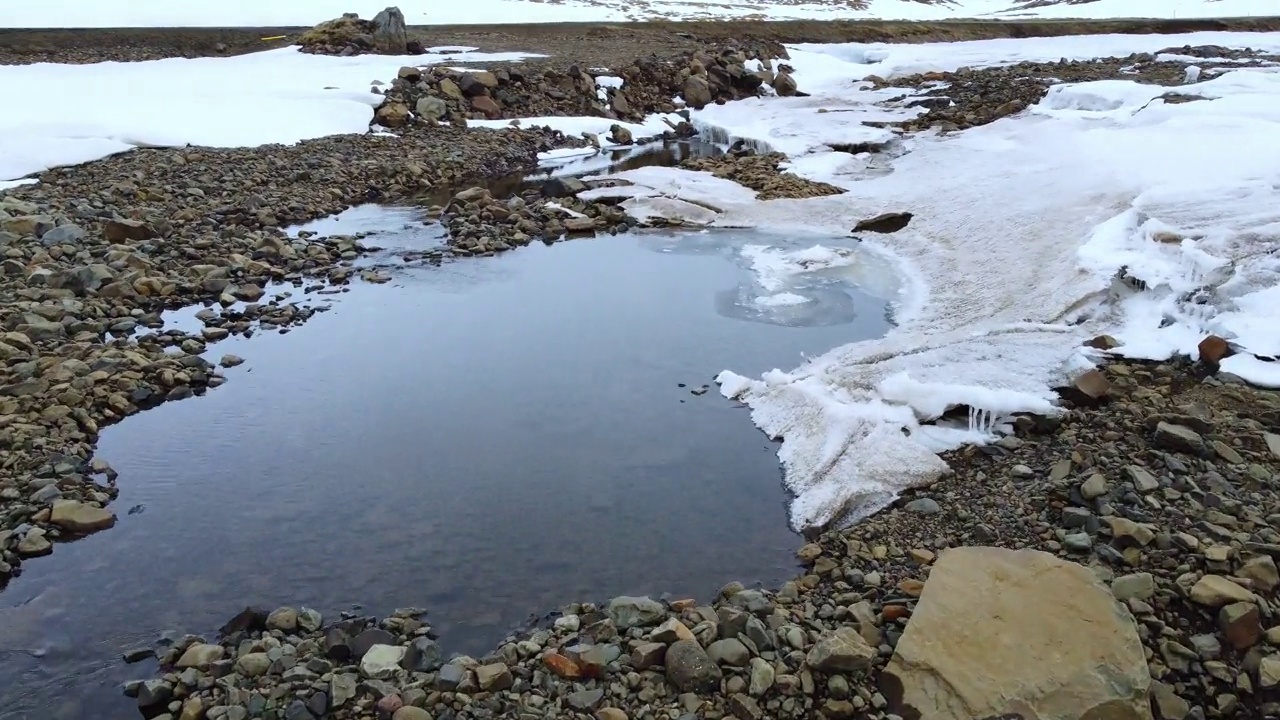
[882, 546, 1151, 720]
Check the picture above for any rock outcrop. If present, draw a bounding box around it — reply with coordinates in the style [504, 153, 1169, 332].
[882, 546, 1152, 720]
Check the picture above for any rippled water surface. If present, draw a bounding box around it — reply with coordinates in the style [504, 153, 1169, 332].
[0, 213, 894, 719]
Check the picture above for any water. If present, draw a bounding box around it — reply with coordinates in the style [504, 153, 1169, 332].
[0, 214, 894, 720]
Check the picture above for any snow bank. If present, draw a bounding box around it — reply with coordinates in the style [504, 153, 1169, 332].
[792, 31, 1280, 81]
[610, 31, 1280, 530]
[2, 0, 1274, 27]
[0, 47, 537, 182]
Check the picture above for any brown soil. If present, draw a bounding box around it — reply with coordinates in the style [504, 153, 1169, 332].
[2, 16, 1280, 65]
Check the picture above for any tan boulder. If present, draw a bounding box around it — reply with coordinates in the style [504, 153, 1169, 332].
[882, 546, 1151, 720]
[49, 500, 116, 533]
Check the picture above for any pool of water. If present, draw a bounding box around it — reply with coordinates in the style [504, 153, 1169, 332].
[0, 212, 895, 720]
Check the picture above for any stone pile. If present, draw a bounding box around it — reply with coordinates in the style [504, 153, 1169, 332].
[298, 7, 417, 56]
[370, 41, 795, 129]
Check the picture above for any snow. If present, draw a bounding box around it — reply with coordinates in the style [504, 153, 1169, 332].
[2, 0, 1274, 27]
[596, 31, 1280, 530]
[469, 113, 686, 149]
[0, 47, 538, 182]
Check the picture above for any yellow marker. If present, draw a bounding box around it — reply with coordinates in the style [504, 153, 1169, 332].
[261, 35, 287, 41]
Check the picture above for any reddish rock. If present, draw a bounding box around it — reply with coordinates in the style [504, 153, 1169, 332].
[1197, 335, 1233, 365]
[898, 579, 925, 597]
[470, 95, 502, 119]
[670, 598, 697, 612]
[881, 605, 911, 622]
[1085, 335, 1119, 350]
[543, 651, 582, 679]
[375, 694, 403, 716]
[1219, 602, 1261, 650]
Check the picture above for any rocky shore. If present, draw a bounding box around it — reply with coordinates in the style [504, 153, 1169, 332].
[3, 15, 1280, 720]
[120, 358, 1280, 720]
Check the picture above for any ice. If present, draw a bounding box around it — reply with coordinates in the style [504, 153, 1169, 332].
[4, 0, 1273, 27]
[0, 47, 539, 182]
[756, 293, 814, 307]
[792, 32, 1280, 81]
[672, 31, 1280, 530]
[469, 113, 686, 148]
[1220, 355, 1280, 388]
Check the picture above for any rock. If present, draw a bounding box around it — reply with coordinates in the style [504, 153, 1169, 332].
[360, 644, 406, 679]
[1107, 516, 1155, 547]
[852, 212, 912, 234]
[1080, 474, 1109, 500]
[1189, 574, 1254, 607]
[905, 497, 940, 515]
[470, 96, 502, 119]
[1126, 465, 1159, 493]
[609, 124, 634, 145]
[103, 219, 157, 242]
[351, 628, 396, 659]
[1150, 681, 1190, 720]
[219, 354, 244, 368]
[376, 102, 411, 128]
[1111, 573, 1156, 601]
[1063, 369, 1110, 405]
[806, 627, 876, 673]
[567, 689, 605, 711]
[607, 596, 665, 629]
[652, 617, 696, 644]
[1260, 655, 1280, 689]
[17, 527, 52, 556]
[707, 638, 750, 667]
[401, 637, 443, 672]
[545, 650, 584, 677]
[542, 178, 586, 199]
[297, 607, 322, 632]
[235, 652, 271, 678]
[595, 709, 628, 720]
[682, 76, 712, 109]
[436, 663, 467, 690]
[392, 708, 431, 720]
[369, 6, 408, 54]
[331, 673, 358, 707]
[415, 96, 448, 121]
[136, 680, 172, 710]
[266, 606, 298, 632]
[1197, 334, 1233, 364]
[772, 71, 797, 96]
[748, 656, 775, 696]
[1154, 422, 1206, 455]
[475, 662, 513, 691]
[1238, 555, 1280, 591]
[175, 643, 224, 669]
[1265, 432, 1280, 460]
[1219, 602, 1262, 650]
[882, 547, 1150, 720]
[665, 640, 722, 693]
[49, 499, 116, 533]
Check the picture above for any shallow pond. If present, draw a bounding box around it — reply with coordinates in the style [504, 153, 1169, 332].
[0, 212, 896, 719]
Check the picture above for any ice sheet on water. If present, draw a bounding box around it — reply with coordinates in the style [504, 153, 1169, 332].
[680, 32, 1280, 530]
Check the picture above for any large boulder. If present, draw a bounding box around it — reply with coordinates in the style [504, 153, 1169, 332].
[369, 7, 408, 55]
[882, 547, 1151, 720]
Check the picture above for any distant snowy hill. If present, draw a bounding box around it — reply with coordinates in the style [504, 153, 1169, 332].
[0, 0, 1273, 28]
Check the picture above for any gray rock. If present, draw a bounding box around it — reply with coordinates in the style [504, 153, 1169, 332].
[682, 75, 712, 109]
[1079, 474, 1109, 500]
[136, 680, 172, 710]
[351, 628, 396, 659]
[905, 498, 940, 515]
[40, 224, 86, 246]
[772, 72, 798, 97]
[266, 606, 298, 632]
[1111, 573, 1155, 602]
[360, 644, 406, 679]
[748, 657, 775, 696]
[1063, 533, 1092, 553]
[29, 483, 62, 503]
[707, 638, 750, 667]
[1126, 465, 1160, 493]
[805, 627, 876, 673]
[730, 693, 765, 720]
[235, 652, 271, 677]
[330, 673, 358, 708]
[665, 640, 722, 693]
[1154, 422, 1206, 455]
[369, 6, 408, 54]
[436, 663, 467, 690]
[402, 636, 443, 672]
[607, 596, 665, 629]
[415, 96, 448, 121]
[297, 607, 322, 633]
[283, 700, 311, 720]
[567, 688, 605, 710]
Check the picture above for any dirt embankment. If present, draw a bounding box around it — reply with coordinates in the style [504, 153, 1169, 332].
[2, 16, 1280, 65]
